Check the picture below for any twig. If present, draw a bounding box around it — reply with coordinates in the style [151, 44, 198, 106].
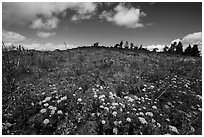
[156, 85, 170, 99]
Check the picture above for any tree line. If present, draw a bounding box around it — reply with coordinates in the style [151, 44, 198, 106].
[92, 40, 201, 57]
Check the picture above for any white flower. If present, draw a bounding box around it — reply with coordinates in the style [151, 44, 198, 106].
[31, 102, 34, 106]
[145, 112, 154, 117]
[112, 102, 119, 106]
[57, 110, 63, 114]
[113, 127, 118, 134]
[138, 117, 148, 124]
[118, 121, 122, 124]
[143, 107, 146, 110]
[164, 105, 170, 109]
[39, 101, 42, 105]
[139, 112, 144, 116]
[169, 125, 179, 134]
[114, 121, 118, 125]
[44, 96, 52, 102]
[73, 94, 76, 96]
[44, 103, 49, 107]
[104, 107, 109, 111]
[120, 108, 123, 112]
[112, 111, 117, 116]
[57, 100, 61, 103]
[43, 119, 50, 125]
[157, 123, 161, 127]
[190, 126, 195, 133]
[198, 108, 202, 112]
[51, 110, 55, 115]
[195, 95, 202, 100]
[40, 109, 47, 113]
[152, 105, 157, 109]
[48, 106, 54, 110]
[77, 98, 82, 102]
[152, 119, 156, 123]
[150, 85, 154, 89]
[61, 96, 67, 101]
[126, 117, 131, 122]
[94, 94, 98, 98]
[100, 98, 105, 102]
[100, 105, 104, 108]
[79, 87, 82, 90]
[101, 120, 106, 124]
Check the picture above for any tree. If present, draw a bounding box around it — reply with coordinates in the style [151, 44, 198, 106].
[114, 43, 119, 48]
[130, 42, 134, 49]
[152, 48, 158, 52]
[124, 41, 129, 49]
[93, 42, 99, 47]
[163, 45, 169, 52]
[175, 41, 183, 54]
[119, 41, 123, 49]
[139, 44, 143, 50]
[168, 42, 177, 53]
[191, 44, 200, 57]
[184, 44, 192, 55]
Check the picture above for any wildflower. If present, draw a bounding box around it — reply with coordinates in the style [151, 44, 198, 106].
[164, 105, 170, 109]
[57, 100, 61, 104]
[126, 117, 131, 122]
[101, 120, 106, 124]
[73, 94, 76, 96]
[195, 95, 202, 100]
[120, 108, 123, 112]
[152, 119, 156, 123]
[94, 94, 97, 98]
[104, 107, 109, 111]
[100, 105, 104, 109]
[145, 112, 153, 117]
[40, 109, 47, 113]
[118, 121, 122, 124]
[79, 87, 82, 90]
[61, 96, 67, 101]
[51, 90, 57, 94]
[113, 127, 118, 134]
[139, 112, 144, 116]
[198, 108, 202, 112]
[48, 106, 54, 110]
[190, 126, 195, 133]
[114, 121, 118, 126]
[112, 102, 119, 106]
[51, 110, 55, 115]
[150, 85, 154, 89]
[152, 105, 157, 109]
[169, 125, 179, 134]
[77, 98, 82, 102]
[43, 119, 50, 125]
[44, 103, 49, 107]
[166, 118, 170, 122]
[101, 98, 105, 102]
[157, 123, 161, 127]
[31, 102, 34, 106]
[143, 107, 146, 110]
[39, 101, 42, 105]
[112, 111, 117, 116]
[57, 110, 63, 114]
[138, 117, 148, 124]
[44, 97, 52, 102]
[91, 113, 95, 116]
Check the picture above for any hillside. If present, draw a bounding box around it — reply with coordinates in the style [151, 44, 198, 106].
[2, 47, 202, 135]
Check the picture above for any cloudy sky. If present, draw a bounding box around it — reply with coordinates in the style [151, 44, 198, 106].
[2, 2, 202, 51]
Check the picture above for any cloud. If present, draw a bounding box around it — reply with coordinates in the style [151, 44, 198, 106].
[36, 31, 56, 38]
[31, 17, 59, 30]
[181, 32, 202, 45]
[3, 2, 98, 26]
[2, 29, 26, 43]
[22, 42, 77, 51]
[99, 3, 146, 29]
[146, 44, 166, 52]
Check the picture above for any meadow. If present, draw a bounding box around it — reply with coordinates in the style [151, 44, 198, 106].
[2, 46, 202, 135]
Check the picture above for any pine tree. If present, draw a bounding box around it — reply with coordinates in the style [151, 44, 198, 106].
[163, 45, 169, 52]
[191, 44, 200, 57]
[130, 42, 134, 49]
[124, 41, 129, 49]
[119, 41, 123, 49]
[184, 44, 192, 55]
[175, 41, 183, 54]
[168, 42, 176, 53]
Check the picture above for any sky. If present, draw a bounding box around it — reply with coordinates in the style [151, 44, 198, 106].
[2, 2, 202, 51]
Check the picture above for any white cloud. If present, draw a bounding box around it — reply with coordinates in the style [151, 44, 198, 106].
[146, 44, 166, 52]
[36, 31, 56, 38]
[31, 17, 59, 30]
[22, 42, 77, 51]
[181, 32, 202, 45]
[99, 3, 146, 29]
[2, 29, 26, 43]
[3, 2, 98, 26]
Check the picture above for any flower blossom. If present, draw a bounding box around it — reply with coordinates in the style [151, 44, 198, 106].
[126, 117, 131, 122]
[43, 119, 50, 125]
[40, 109, 47, 113]
[138, 117, 148, 124]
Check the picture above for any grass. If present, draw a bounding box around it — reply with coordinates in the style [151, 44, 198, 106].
[2, 46, 202, 135]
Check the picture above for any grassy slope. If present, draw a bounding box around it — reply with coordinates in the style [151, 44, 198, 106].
[2, 47, 202, 135]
